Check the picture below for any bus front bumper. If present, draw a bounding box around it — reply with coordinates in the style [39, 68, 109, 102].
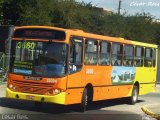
[6, 88, 66, 105]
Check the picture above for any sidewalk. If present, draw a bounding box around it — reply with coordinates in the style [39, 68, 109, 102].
[0, 83, 6, 97]
[141, 104, 160, 120]
[141, 84, 160, 120]
[155, 84, 160, 93]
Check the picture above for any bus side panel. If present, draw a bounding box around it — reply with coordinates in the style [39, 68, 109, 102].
[85, 65, 112, 101]
[65, 88, 84, 105]
[134, 67, 156, 95]
[92, 85, 133, 101]
[139, 83, 155, 95]
[85, 65, 112, 87]
[85, 66, 135, 101]
[65, 65, 113, 104]
[135, 68, 156, 83]
[92, 66, 136, 100]
[66, 67, 86, 105]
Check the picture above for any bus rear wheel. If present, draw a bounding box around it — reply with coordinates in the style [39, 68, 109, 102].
[129, 85, 139, 105]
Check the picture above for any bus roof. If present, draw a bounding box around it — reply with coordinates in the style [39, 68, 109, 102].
[14, 26, 158, 48]
[67, 29, 157, 48]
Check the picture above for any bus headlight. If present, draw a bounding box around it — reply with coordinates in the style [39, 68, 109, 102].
[13, 86, 16, 90]
[47, 89, 62, 95]
[53, 89, 61, 95]
[8, 84, 16, 90]
[54, 89, 60, 94]
[9, 84, 13, 89]
[49, 90, 53, 94]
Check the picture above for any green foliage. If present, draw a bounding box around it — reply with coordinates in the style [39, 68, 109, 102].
[0, 0, 4, 24]
[1, 0, 160, 44]
[2, 0, 54, 25]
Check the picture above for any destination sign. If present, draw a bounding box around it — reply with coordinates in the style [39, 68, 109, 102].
[13, 28, 66, 40]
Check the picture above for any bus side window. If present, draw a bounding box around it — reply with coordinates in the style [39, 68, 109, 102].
[123, 45, 134, 67]
[84, 39, 98, 65]
[111, 43, 123, 66]
[99, 41, 111, 65]
[144, 48, 152, 67]
[69, 37, 83, 74]
[152, 49, 156, 67]
[134, 47, 144, 67]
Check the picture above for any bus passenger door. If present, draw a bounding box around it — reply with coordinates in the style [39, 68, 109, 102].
[66, 37, 84, 104]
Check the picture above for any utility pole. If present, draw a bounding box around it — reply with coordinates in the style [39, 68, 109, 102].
[118, 0, 122, 15]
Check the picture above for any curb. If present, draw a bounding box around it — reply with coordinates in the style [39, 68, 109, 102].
[141, 106, 160, 120]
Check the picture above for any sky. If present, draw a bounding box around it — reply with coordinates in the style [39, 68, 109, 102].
[76, 0, 160, 19]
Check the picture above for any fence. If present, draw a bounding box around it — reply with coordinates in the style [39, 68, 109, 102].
[0, 52, 8, 83]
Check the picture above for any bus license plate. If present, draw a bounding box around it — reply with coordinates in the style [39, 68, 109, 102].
[26, 95, 35, 100]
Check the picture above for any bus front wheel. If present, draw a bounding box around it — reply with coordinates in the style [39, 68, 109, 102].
[80, 88, 88, 112]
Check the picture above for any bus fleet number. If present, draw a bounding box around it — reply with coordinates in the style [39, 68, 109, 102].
[16, 42, 36, 50]
[86, 68, 94, 74]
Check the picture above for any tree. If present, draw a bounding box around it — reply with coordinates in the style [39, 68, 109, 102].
[1, 0, 159, 44]
[0, 0, 4, 24]
[2, 0, 53, 25]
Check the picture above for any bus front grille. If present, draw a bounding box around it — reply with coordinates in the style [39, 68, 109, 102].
[12, 80, 53, 94]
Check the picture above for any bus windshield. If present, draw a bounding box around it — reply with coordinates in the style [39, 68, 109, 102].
[10, 41, 68, 77]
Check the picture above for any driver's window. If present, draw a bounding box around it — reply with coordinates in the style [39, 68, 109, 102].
[69, 37, 83, 74]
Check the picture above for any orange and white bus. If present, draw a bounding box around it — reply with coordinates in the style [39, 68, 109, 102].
[6, 26, 158, 111]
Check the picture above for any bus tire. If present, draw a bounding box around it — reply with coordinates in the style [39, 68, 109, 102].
[129, 85, 139, 105]
[80, 88, 88, 112]
[87, 86, 93, 106]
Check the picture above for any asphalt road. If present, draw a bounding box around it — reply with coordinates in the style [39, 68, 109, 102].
[0, 84, 159, 120]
